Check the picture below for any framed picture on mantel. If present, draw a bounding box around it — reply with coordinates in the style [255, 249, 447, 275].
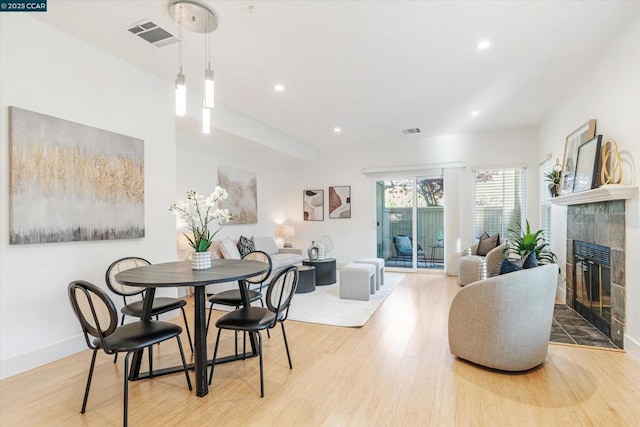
[573, 135, 603, 193]
[560, 119, 596, 195]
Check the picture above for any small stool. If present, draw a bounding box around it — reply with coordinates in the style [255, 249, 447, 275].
[340, 263, 375, 301]
[354, 258, 385, 290]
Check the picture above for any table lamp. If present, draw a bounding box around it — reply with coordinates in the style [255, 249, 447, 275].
[278, 224, 295, 248]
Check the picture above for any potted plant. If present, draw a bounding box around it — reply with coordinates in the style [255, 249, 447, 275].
[170, 187, 231, 270]
[544, 169, 562, 197]
[504, 220, 557, 264]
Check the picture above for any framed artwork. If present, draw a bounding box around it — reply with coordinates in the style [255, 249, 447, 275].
[573, 135, 602, 193]
[560, 119, 596, 195]
[303, 190, 324, 221]
[328, 186, 351, 218]
[218, 166, 258, 224]
[8, 106, 144, 244]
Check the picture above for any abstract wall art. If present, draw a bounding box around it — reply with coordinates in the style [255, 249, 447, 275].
[329, 185, 351, 218]
[303, 189, 324, 221]
[8, 106, 145, 244]
[218, 166, 258, 224]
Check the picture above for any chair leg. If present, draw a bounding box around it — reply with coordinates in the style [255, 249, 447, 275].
[123, 351, 132, 427]
[176, 336, 192, 390]
[180, 307, 194, 352]
[148, 345, 153, 377]
[256, 331, 264, 397]
[280, 322, 293, 369]
[208, 328, 222, 385]
[114, 315, 126, 363]
[206, 301, 214, 336]
[81, 349, 98, 413]
[259, 299, 271, 339]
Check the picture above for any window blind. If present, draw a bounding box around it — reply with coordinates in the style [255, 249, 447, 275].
[473, 167, 526, 240]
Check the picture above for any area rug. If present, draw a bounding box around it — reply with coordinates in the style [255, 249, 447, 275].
[286, 272, 405, 327]
[209, 272, 406, 328]
[550, 304, 620, 349]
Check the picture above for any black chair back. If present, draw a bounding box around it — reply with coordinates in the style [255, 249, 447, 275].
[265, 265, 298, 323]
[68, 280, 118, 352]
[105, 257, 151, 310]
[242, 251, 273, 285]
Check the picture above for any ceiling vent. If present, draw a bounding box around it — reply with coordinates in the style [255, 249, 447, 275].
[127, 19, 179, 48]
[402, 128, 421, 134]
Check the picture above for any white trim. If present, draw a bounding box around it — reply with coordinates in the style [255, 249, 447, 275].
[550, 185, 637, 205]
[362, 162, 464, 177]
[0, 335, 87, 380]
[470, 162, 528, 171]
[624, 334, 640, 363]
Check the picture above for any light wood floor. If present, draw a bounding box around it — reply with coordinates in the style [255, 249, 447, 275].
[2, 274, 640, 426]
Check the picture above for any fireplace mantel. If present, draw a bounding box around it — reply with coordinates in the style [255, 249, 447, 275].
[550, 185, 637, 206]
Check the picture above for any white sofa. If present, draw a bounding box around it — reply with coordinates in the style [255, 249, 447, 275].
[448, 263, 559, 371]
[206, 236, 303, 295]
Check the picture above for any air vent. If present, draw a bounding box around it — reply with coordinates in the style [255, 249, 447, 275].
[402, 128, 421, 134]
[127, 19, 179, 48]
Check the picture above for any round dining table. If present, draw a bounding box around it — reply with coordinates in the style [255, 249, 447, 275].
[115, 259, 269, 397]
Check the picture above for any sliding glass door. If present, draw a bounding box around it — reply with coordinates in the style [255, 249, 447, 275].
[376, 175, 444, 271]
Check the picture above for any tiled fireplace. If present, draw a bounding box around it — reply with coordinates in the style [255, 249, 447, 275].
[565, 200, 625, 348]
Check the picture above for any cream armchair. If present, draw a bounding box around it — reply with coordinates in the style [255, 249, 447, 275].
[448, 263, 559, 371]
[457, 241, 506, 286]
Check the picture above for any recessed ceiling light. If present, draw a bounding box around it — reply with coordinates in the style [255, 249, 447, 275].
[333, 127, 342, 133]
[477, 39, 491, 50]
[471, 110, 479, 117]
[274, 84, 284, 92]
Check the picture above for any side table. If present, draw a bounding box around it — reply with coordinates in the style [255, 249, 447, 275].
[302, 258, 336, 285]
[296, 265, 316, 293]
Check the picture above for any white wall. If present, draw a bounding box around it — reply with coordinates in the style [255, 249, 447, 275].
[283, 127, 540, 268]
[175, 127, 301, 246]
[539, 12, 640, 360]
[0, 15, 178, 378]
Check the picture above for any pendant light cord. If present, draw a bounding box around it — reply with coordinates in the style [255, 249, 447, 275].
[178, 5, 183, 73]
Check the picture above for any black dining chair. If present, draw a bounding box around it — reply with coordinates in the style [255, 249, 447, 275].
[206, 251, 273, 346]
[208, 265, 298, 397]
[68, 280, 192, 427]
[105, 257, 194, 364]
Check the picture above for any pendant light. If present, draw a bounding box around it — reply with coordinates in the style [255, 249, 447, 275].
[174, 3, 186, 116]
[204, 11, 215, 108]
[169, 0, 218, 123]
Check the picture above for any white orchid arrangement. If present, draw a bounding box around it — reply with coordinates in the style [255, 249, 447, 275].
[170, 187, 232, 252]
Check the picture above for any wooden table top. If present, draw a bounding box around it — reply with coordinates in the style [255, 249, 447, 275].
[114, 259, 269, 288]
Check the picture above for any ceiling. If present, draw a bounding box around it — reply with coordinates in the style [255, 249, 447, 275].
[36, 1, 639, 149]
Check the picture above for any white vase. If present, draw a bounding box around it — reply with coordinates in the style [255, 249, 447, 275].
[192, 251, 212, 270]
[318, 244, 326, 260]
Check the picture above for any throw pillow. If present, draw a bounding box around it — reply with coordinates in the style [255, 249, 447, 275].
[499, 252, 537, 275]
[237, 235, 255, 257]
[219, 237, 241, 259]
[476, 232, 500, 256]
[522, 251, 538, 269]
[253, 236, 279, 255]
[499, 258, 522, 275]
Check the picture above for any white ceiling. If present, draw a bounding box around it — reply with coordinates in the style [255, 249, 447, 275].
[36, 1, 639, 149]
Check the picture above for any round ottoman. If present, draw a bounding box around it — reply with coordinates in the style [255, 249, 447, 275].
[457, 255, 486, 286]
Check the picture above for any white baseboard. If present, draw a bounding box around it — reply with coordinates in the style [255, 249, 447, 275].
[0, 335, 86, 380]
[624, 334, 640, 363]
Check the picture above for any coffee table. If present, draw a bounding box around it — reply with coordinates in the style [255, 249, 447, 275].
[303, 258, 336, 285]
